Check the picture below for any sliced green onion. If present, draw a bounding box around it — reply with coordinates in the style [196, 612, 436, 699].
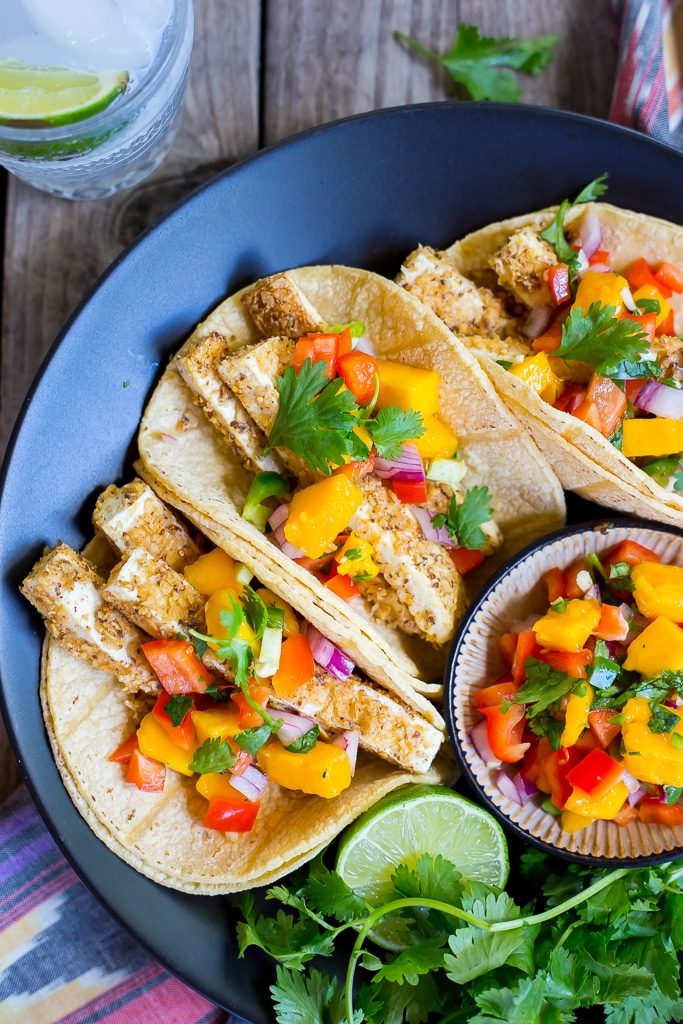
[242, 471, 288, 531]
[254, 625, 283, 678]
[235, 562, 254, 586]
[426, 457, 467, 489]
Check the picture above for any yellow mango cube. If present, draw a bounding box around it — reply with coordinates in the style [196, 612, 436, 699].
[623, 615, 683, 677]
[184, 548, 240, 596]
[533, 599, 601, 653]
[561, 810, 596, 834]
[574, 271, 629, 314]
[509, 352, 564, 404]
[137, 713, 195, 776]
[285, 475, 363, 559]
[632, 284, 671, 328]
[632, 562, 683, 621]
[622, 721, 683, 786]
[190, 706, 241, 745]
[335, 531, 378, 580]
[622, 418, 683, 458]
[376, 361, 440, 419]
[560, 683, 594, 748]
[620, 697, 652, 725]
[258, 740, 351, 799]
[204, 587, 255, 646]
[564, 781, 628, 821]
[196, 772, 243, 801]
[413, 415, 458, 459]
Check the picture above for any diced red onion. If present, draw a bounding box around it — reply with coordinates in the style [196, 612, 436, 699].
[665, 695, 683, 708]
[276, 710, 318, 746]
[230, 765, 268, 802]
[627, 784, 647, 807]
[514, 772, 538, 804]
[578, 207, 602, 259]
[412, 506, 454, 547]
[470, 720, 502, 768]
[635, 380, 683, 420]
[332, 730, 359, 775]
[522, 305, 552, 340]
[159, 432, 178, 444]
[308, 627, 355, 681]
[270, 522, 306, 560]
[605, 640, 627, 660]
[588, 263, 611, 274]
[620, 286, 638, 313]
[565, 388, 587, 414]
[576, 569, 594, 593]
[574, 248, 589, 275]
[584, 582, 602, 602]
[374, 442, 425, 483]
[353, 335, 376, 356]
[622, 768, 641, 795]
[267, 503, 290, 531]
[618, 602, 635, 622]
[494, 770, 523, 807]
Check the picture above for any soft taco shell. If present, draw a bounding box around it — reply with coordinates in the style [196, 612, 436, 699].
[447, 203, 683, 522]
[42, 638, 451, 894]
[137, 265, 565, 693]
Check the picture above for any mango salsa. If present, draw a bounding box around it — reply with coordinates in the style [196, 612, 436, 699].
[413, 415, 458, 459]
[509, 352, 564, 404]
[190, 706, 241, 745]
[560, 683, 594, 748]
[137, 713, 195, 776]
[258, 740, 352, 798]
[376, 361, 440, 419]
[196, 772, 244, 801]
[622, 418, 683, 458]
[255, 587, 299, 637]
[573, 271, 629, 314]
[205, 587, 255, 646]
[533, 599, 601, 654]
[285, 475, 363, 559]
[632, 562, 683, 621]
[623, 615, 683, 676]
[632, 284, 671, 328]
[335, 531, 378, 580]
[564, 780, 628, 820]
[184, 548, 240, 596]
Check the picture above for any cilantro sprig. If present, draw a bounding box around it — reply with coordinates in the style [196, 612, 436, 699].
[431, 485, 492, 550]
[394, 24, 559, 102]
[539, 173, 609, 277]
[554, 301, 652, 378]
[189, 736, 236, 774]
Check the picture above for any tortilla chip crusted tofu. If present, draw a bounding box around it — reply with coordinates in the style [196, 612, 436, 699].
[489, 227, 558, 308]
[93, 478, 200, 571]
[219, 336, 295, 434]
[242, 273, 324, 338]
[21, 543, 156, 693]
[103, 546, 204, 639]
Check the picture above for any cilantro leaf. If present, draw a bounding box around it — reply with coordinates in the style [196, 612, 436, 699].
[648, 705, 680, 734]
[395, 25, 558, 102]
[574, 172, 609, 204]
[539, 174, 609, 275]
[234, 723, 273, 754]
[444, 892, 530, 984]
[269, 360, 365, 475]
[554, 302, 651, 375]
[164, 694, 193, 727]
[190, 633, 208, 659]
[202, 681, 230, 702]
[514, 658, 576, 718]
[372, 938, 446, 986]
[365, 407, 425, 460]
[286, 726, 320, 753]
[471, 976, 561, 1024]
[431, 485, 492, 550]
[241, 584, 268, 639]
[238, 895, 336, 971]
[392, 853, 463, 906]
[270, 965, 361, 1024]
[301, 857, 369, 923]
[189, 736, 236, 773]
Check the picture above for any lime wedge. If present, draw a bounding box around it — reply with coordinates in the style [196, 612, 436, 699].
[0, 61, 128, 127]
[336, 785, 509, 949]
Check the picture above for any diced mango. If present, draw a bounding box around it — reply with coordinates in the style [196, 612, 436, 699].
[509, 352, 564, 404]
[632, 284, 671, 328]
[622, 418, 683, 458]
[196, 772, 244, 801]
[255, 587, 299, 637]
[620, 697, 652, 725]
[184, 548, 239, 596]
[561, 810, 596, 834]
[623, 615, 683, 677]
[560, 683, 594, 747]
[622, 720, 683, 787]
[533, 599, 601, 654]
[335, 531, 378, 580]
[190, 706, 241, 745]
[204, 587, 255, 646]
[137, 713, 195, 776]
[376, 361, 440, 419]
[574, 271, 629, 314]
[413, 415, 458, 459]
[632, 562, 683, 621]
[285, 475, 363, 559]
[564, 780, 628, 820]
[258, 740, 352, 798]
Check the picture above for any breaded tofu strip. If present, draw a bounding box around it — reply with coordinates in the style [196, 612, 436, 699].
[93, 479, 200, 571]
[177, 332, 284, 475]
[21, 543, 156, 694]
[103, 547, 204, 638]
[242, 274, 325, 338]
[219, 336, 295, 434]
[653, 336, 683, 383]
[397, 246, 513, 337]
[489, 227, 558, 308]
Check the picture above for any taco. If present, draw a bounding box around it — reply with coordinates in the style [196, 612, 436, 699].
[136, 265, 565, 693]
[22, 484, 449, 894]
[397, 177, 683, 526]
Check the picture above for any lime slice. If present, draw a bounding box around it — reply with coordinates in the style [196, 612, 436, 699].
[0, 61, 128, 127]
[336, 785, 509, 949]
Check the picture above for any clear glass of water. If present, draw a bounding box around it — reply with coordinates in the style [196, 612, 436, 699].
[0, 0, 194, 200]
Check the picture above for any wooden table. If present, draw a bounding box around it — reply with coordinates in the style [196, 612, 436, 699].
[0, 0, 618, 797]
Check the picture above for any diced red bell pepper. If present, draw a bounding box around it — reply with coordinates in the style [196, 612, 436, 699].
[655, 262, 683, 294]
[538, 648, 592, 679]
[627, 257, 673, 297]
[565, 557, 590, 599]
[544, 745, 585, 810]
[512, 629, 541, 685]
[109, 733, 139, 764]
[480, 703, 530, 763]
[594, 604, 629, 642]
[638, 797, 683, 826]
[613, 803, 638, 826]
[543, 567, 566, 604]
[336, 328, 353, 357]
[589, 248, 611, 267]
[585, 374, 626, 439]
[142, 639, 209, 695]
[546, 263, 571, 305]
[325, 572, 360, 600]
[449, 547, 485, 575]
[532, 319, 563, 353]
[620, 311, 657, 345]
[565, 748, 623, 798]
[126, 748, 166, 792]
[656, 308, 675, 336]
[337, 351, 378, 405]
[498, 632, 518, 670]
[474, 678, 518, 709]
[588, 709, 622, 749]
[272, 635, 315, 698]
[393, 479, 428, 504]
[231, 684, 271, 728]
[203, 797, 260, 832]
[553, 383, 586, 414]
[625, 378, 647, 404]
[152, 691, 196, 750]
[292, 334, 338, 379]
[572, 398, 603, 432]
[604, 540, 660, 569]
[333, 453, 375, 480]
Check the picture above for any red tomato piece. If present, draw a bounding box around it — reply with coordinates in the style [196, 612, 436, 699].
[532, 319, 563, 353]
[449, 547, 485, 575]
[565, 557, 590, 599]
[336, 328, 353, 356]
[538, 648, 592, 679]
[109, 733, 138, 764]
[272, 635, 315, 698]
[546, 263, 571, 305]
[152, 691, 196, 750]
[565, 748, 623, 798]
[512, 629, 541, 685]
[498, 632, 518, 670]
[625, 378, 646, 403]
[543, 567, 566, 604]
[480, 703, 530, 763]
[627, 257, 672, 297]
[638, 797, 683, 826]
[571, 398, 603, 433]
[656, 309, 675, 336]
[393, 480, 428, 504]
[585, 374, 626, 439]
[544, 745, 585, 810]
[588, 709, 621, 749]
[231, 685, 271, 728]
[620, 311, 656, 344]
[594, 604, 629, 642]
[474, 678, 518, 710]
[333, 453, 375, 480]
[126, 748, 166, 792]
[604, 540, 660, 568]
[553, 383, 586, 414]
[337, 351, 377, 404]
[203, 798, 260, 832]
[292, 335, 338, 378]
[325, 573, 360, 600]
[614, 803, 638, 826]
[589, 248, 611, 267]
[142, 639, 209, 695]
[655, 262, 683, 294]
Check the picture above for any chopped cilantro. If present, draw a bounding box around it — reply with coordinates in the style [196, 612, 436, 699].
[364, 406, 425, 460]
[554, 302, 651, 376]
[164, 694, 193, 727]
[234, 724, 273, 755]
[286, 726, 320, 754]
[636, 296, 661, 315]
[189, 736, 236, 774]
[431, 485, 492, 550]
[241, 584, 269, 639]
[648, 705, 680, 734]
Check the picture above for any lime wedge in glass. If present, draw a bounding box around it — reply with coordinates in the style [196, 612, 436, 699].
[0, 61, 128, 127]
[336, 784, 509, 949]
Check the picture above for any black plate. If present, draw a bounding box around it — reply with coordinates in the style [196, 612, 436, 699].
[2, 103, 683, 1021]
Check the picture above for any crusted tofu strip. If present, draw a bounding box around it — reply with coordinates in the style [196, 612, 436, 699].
[176, 332, 284, 475]
[102, 547, 205, 639]
[21, 543, 156, 694]
[489, 227, 558, 308]
[241, 274, 325, 338]
[93, 479, 200, 571]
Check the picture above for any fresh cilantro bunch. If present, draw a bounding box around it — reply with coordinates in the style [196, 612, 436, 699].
[236, 848, 683, 1024]
[431, 485, 493, 550]
[395, 24, 559, 102]
[554, 301, 652, 378]
[539, 173, 609, 278]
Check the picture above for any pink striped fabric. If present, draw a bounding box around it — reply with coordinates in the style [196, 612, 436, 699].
[611, 0, 683, 141]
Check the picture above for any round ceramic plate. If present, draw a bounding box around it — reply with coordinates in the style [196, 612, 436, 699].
[2, 103, 683, 1021]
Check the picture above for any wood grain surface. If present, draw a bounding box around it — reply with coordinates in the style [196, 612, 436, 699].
[0, 0, 617, 796]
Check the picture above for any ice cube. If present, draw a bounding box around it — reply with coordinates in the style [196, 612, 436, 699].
[21, 0, 156, 70]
